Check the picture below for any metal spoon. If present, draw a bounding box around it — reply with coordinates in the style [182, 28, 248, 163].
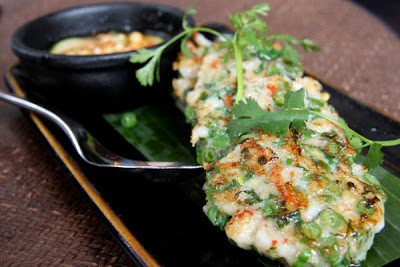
[0, 90, 204, 182]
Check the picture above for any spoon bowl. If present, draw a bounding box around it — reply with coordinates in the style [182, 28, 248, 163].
[0, 90, 204, 183]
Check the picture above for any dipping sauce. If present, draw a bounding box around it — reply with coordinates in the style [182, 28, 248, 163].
[50, 31, 164, 55]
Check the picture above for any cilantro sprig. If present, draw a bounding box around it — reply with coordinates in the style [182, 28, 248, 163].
[228, 89, 400, 169]
[130, 7, 228, 86]
[130, 3, 318, 103]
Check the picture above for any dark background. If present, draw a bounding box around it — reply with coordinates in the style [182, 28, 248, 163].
[352, 0, 400, 35]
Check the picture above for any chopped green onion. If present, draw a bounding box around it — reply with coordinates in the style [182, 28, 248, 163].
[327, 251, 343, 266]
[201, 148, 217, 163]
[263, 196, 282, 217]
[318, 209, 343, 228]
[184, 105, 196, 122]
[272, 89, 286, 106]
[206, 205, 230, 230]
[357, 201, 375, 216]
[301, 221, 322, 239]
[319, 194, 336, 203]
[363, 173, 380, 186]
[211, 136, 230, 149]
[293, 249, 312, 267]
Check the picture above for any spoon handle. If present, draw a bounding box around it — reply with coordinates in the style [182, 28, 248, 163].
[0, 90, 87, 155]
[0, 90, 70, 129]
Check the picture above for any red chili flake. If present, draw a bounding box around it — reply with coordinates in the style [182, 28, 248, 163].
[210, 60, 219, 69]
[106, 39, 115, 45]
[267, 84, 278, 95]
[225, 93, 232, 107]
[271, 240, 278, 247]
[323, 147, 330, 152]
[236, 209, 254, 219]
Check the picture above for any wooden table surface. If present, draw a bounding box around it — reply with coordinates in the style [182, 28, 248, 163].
[0, 0, 399, 266]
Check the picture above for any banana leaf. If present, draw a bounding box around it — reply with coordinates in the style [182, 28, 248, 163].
[104, 106, 400, 267]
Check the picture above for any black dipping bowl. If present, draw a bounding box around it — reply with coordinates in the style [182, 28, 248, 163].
[11, 2, 194, 113]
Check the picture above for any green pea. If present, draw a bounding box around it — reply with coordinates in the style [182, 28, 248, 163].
[211, 136, 229, 149]
[293, 261, 305, 267]
[319, 236, 338, 248]
[120, 112, 137, 128]
[199, 91, 208, 100]
[301, 221, 322, 239]
[318, 209, 343, 228]
[286, 158, 294, 166]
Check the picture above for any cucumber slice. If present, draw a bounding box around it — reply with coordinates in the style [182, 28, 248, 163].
[50, 37, 94, 54]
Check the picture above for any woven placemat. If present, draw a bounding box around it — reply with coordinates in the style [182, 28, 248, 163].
[0, 0, 398, 266]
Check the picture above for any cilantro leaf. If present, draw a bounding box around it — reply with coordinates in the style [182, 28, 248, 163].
[228, 98, 310, 138]
[228, 96, 396, 172]
[129, 48, 157, 63]
[230, 3, 270, 31]
[282, 44, 301, 66]
[284, 88, 306, 109]
[363, 143, 384, 169]
[134, 55, 159, 86]
[300, 39, 321, 52]
[130, 4, 320, 102]
[130, 47, 165, 86]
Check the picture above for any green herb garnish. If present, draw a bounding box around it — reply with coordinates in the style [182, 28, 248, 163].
[130, 3, 400, 169]
[227, 89, 400, 169]
[130, 3, 318, 104]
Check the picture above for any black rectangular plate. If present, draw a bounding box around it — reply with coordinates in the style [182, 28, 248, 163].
[5, 66, 400, 267]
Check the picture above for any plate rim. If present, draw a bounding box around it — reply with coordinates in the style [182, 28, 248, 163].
[4, 68, 160, 267]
